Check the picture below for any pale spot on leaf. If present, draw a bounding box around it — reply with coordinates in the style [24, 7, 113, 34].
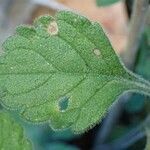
[93, 49, 101, 57]
[48, 21, 58, 35]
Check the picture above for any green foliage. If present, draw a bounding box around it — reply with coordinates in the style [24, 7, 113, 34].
[125, 29, 150, 113]
[145, 123, 150, 150]
[125, 94, 145, 113]
[0, 11, 150, 133]
[47, 142, 79, 150]
[125, 29, 150, 149]
[108, 125, 130, 142]
[23, 123, 77, 149]
[0, 111, 32, 150]
[136, 29, 150, 80]
[46, 142, 79, 150]
[96, 0, 121, 6]
[50, 129, 77, 140]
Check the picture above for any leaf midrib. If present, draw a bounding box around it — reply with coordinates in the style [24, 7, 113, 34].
[2, 72, 135, 99]
[0, 69, 131, 81]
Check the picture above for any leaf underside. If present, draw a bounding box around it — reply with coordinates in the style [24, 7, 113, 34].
[0, 11, 143, 133]
[0, 112, 32, 150]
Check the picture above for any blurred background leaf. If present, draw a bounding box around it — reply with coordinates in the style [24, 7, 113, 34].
[107, 125, 130, 142]
[45, 142, 79, 150]
[125, 94, 145, 114]
[145, 126, 150, 150]
[125, 27, 150, 114]
[136, 28, 150, 80]
[96, 0, 121, 6]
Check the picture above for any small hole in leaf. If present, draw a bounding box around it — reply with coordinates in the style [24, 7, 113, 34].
[58, 96, 69, 112]
[48, 21, 58, 35]
[93, 49, 101, 57]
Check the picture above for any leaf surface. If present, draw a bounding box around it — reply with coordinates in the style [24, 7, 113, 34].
[0, 111, 32, 150]
[0, 11, 150, 133]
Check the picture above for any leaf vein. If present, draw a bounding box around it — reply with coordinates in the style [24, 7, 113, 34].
[73, 80, 114, 126]
[6, 75, 52, 96]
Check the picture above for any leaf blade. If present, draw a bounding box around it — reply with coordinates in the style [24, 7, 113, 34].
[0, 11, 150, 133]
[0, 111, 32, 150]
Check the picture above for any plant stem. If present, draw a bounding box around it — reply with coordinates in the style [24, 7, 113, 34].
[122, 0, 149, 69]
[129, 71, 150, 96]
[94, 0, 150, 147]
[94, 72, 150, 147]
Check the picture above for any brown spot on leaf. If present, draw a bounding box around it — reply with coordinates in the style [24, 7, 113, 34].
[48, 21, 58, 35]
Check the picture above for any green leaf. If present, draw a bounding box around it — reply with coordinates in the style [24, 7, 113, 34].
[0, 111, 32, 150]
[0, 11, 150, 133]
[96, 0, 121, 6]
